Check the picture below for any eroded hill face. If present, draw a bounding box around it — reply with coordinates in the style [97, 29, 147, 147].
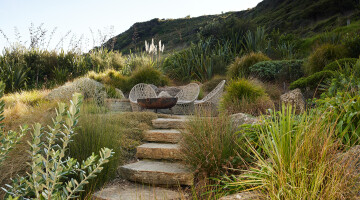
[105, 0, 359, 53]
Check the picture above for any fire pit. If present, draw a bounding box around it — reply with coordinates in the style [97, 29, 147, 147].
[137, 97, 178, 113]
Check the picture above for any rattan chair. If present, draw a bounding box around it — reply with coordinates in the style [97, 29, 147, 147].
[194, 80, 225, 115]
[172, 83, 200, 115]
[129, 83, 157, 111]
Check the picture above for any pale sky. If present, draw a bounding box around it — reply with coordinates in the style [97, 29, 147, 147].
[0, 0, 262, 52]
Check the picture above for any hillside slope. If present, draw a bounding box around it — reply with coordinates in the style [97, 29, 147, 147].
[105, 0, 359, 53]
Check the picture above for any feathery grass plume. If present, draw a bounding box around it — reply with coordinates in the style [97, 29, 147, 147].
[2, 93, 114, 199]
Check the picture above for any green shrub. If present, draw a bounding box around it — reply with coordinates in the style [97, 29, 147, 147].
[289, 70, 335, 90]
[220, 79, 273, 115]
[129, 66, 169, 88]
[105, 85, 123, 99]
[317, 65, 360, 146]
[343, 34, 360, 58]
[250, 60, 304, 82]
[304, 44, 348, 75]
[3, 93, 114, 199]
[323, 58, 358, 71]
[227, 52, 270, 79]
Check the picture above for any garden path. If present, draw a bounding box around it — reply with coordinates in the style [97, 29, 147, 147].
[93, 116, 194, 200]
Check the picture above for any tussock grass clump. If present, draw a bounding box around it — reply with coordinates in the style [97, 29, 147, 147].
[69, 104, 157, 197]
[227, 52, 270, 79]
[220, 79, 273, 115]
[88, 66, 169, 94]
[129, 66, 170, 88]
[304, 44, 347, 75]
[181, 113, 240, 176]
[220, 105, 358, 199]
[88, 69, 130, 92]
[181, 112, 248, 199]
[1, 89, 49, 108]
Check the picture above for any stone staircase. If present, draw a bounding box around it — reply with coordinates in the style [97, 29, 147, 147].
[120, 117, 193, 186]
[93, 117, 194, 200]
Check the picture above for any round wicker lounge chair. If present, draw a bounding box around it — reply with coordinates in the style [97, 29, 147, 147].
[195, 80, 225, 115]
[129, 83, 157, 111]
[172, 83, 200, 115]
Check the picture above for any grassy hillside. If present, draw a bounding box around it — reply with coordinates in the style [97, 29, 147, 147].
[105, 0, 360, 53]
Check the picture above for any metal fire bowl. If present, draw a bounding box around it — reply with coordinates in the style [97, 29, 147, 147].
[137, 97, 178, 109]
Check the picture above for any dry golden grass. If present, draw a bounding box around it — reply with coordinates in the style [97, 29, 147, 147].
[2, 89, 50, 108]
[0, 100, 58, 199]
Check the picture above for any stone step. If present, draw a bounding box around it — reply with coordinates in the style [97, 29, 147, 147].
[119, 160, 194, 186]
[136, 143, 182, 160]
[152, 118, 188, 129]
[93, 182, 184, 200]
[143, 129, 182, 143]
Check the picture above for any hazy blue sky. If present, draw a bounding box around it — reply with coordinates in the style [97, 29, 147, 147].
[0, 0, 262, 51]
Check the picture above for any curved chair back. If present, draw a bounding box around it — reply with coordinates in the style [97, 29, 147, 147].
[129, 83, 157, 103]
[176, 83, 200, 102]
[201, 80, 226, 103]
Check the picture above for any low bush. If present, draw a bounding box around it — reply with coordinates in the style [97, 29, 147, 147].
[2, 93, 114, 199]
[220, 79, 273, 115]
[343, 33, 360, 58]
[304, 44, 348, 75]
[249, 60, 304, 82]
[227, 52, 270, 79]
[323, 58, 358, 71]
[289, 70, 335, 90]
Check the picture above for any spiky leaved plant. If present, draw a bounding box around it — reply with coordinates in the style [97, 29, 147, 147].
[0, 82, 26, 164]
[2, 93, 114, 199]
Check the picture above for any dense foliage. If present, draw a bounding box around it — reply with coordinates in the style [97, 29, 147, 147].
[289, 70, 335, 90]
[227, 52, 270, 79]
[1, 93, 114, 199]
[323, 58, 358, 71]
[304, 44, 347, 75]
[88, 66, 169, 93]
[250, 60, 304, 82]
[162, 37, 237, 82]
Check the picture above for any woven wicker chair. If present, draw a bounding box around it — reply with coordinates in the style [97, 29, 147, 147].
[172, 83, 200, 115]
[129, 83, 157, 111]
[195, 80, 225, 115]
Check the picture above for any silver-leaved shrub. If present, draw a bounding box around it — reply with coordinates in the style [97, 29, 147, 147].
[0, 85, 114, 199]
